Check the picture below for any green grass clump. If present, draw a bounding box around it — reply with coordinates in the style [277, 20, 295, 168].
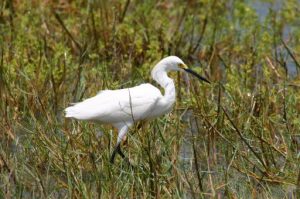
[1, 0, 300, 198]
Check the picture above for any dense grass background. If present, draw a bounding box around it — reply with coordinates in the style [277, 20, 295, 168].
[1, 0, 300, 198]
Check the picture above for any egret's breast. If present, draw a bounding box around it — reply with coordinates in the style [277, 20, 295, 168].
[146, 98, 175, 119]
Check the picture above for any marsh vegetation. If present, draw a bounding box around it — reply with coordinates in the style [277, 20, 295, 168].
[1, 0, 300, 198]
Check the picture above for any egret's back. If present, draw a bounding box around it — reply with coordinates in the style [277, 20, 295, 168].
[65, 83, 163, 123]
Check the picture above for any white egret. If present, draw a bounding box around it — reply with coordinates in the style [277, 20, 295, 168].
[65, 56, 210, 163]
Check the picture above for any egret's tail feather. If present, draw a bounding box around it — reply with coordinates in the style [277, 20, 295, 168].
[65, 106, 77, 118]
[65, 105, 95, 120]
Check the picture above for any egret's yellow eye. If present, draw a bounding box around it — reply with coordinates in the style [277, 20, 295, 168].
[178, 63, 188, 69]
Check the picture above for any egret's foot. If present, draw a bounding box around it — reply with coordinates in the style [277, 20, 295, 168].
[121, 157, 134, 168]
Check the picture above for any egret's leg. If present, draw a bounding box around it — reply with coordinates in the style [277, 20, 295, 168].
[110, 124, 130, 164]
[110, 144, 123, 163]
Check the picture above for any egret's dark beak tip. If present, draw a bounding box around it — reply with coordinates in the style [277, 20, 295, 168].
[183, 68, 210, 84]
[204, 79, 211, 84]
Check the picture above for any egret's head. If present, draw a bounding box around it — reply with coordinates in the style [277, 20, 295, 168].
[155, 56, 185, 71]
[152, 56, 210, 84]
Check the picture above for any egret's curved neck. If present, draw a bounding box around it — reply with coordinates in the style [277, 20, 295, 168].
[151, 67, 176, 104]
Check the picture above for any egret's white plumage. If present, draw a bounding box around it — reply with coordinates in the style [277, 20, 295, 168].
[65, 56, 209, 163]
[65, 84, 162, 122]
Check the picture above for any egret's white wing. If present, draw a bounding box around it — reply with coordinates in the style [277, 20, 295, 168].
[65, 83, 162, 123]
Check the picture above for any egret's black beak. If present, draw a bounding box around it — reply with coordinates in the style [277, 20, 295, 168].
[183, 68, 210, 84]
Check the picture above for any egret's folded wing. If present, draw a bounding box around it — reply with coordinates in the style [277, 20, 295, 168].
[97, 83, 162, 123]
[65, 83, 162, 123]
